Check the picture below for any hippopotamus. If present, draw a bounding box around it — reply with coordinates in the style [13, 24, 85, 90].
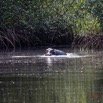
[45, 48, 67, 56]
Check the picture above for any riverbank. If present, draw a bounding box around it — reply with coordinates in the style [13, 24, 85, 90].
[72, 34, 103, 50]
[0, 33, 103, 51]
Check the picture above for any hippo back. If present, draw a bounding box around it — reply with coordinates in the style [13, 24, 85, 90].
[54, 49, 67, 55]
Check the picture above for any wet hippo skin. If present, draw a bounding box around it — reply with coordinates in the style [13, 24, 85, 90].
[46, 48, 67, 56]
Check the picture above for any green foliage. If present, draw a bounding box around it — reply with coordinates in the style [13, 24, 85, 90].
[85, 0, 103, 31]
[0, 0, 102, 48]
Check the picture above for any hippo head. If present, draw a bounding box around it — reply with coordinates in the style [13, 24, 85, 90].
[45, 48, 55, 56]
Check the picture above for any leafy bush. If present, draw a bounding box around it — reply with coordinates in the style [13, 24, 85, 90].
[0, 0, 102, 49]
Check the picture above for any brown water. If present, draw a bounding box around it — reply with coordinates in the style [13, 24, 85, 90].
[0, 49, 103, 103]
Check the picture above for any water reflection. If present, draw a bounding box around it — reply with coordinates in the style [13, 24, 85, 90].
[0, 50, 103, 103]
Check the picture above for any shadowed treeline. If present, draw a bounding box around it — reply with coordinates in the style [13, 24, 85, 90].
[0, 0, 103, 49]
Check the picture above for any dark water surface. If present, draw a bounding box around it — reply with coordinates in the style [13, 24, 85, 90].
[0, 49, 103, 103]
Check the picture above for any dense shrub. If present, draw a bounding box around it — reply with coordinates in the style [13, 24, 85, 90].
[0, 0, 102, 49]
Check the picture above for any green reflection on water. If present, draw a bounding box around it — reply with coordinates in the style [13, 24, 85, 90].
[0, 70, 103, 103]
[0, 50, 103, 103]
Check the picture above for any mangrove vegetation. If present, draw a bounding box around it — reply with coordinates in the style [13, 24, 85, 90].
[0, 0, 103, 49]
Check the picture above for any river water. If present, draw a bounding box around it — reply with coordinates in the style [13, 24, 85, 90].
[0, 48, 103, 103]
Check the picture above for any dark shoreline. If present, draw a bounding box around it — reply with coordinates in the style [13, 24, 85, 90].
[72, 34, 103, 50]
[0, 31, 103, 51]
[1, 36, 103, 50]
